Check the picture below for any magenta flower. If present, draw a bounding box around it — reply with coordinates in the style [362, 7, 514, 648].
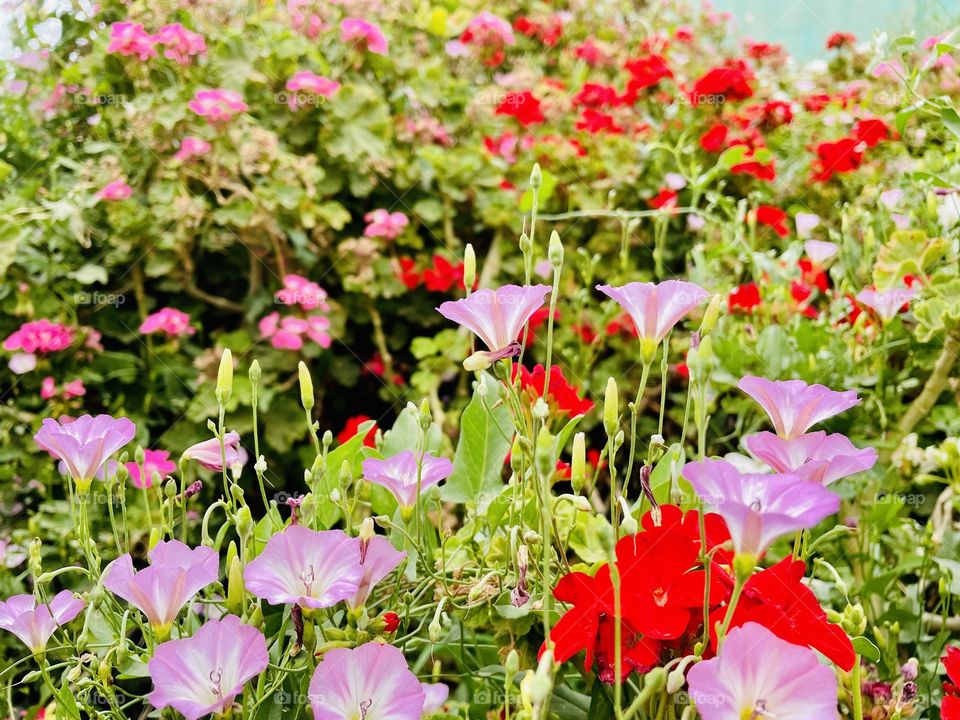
[682, 458, 839, 557]
[856, 287, 918, 322]
[340, 18, 389, 55]
[148, 615, 268, 720]
[0, 590, 84, 653]
[174, 136, 211, 162]
[364, 209, 409, 239]
[596, 280, 709, 362]
[349, 536, 407, 610]
[687, 622, 838, 719]
[35, 414, 136, 492]
[362, 451, 454, 511]
[463, 13, 516, 47]
[97, 178, 133, 201]
[40, 376, 56, 399]
[182, 431, 248, 473]
[4, 319, 74, 354]
[125, 449, 178, 489]
[309, 642, 424, 720]
[437, 284, 551, 366]
[106, 22, 157, 60]
[154, 23, 206, 65]
[276, 274, 330, 311]
[188, 89, 248, 123]
[738, 376, 860, 439]
[745, 431, 877, 486]
[285, 70, 340, 109]
[140, 307, 195, 337]
[243, 526, 363, 609]
[104, 540, 218, 634]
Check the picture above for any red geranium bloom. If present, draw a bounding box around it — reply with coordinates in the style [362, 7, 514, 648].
[700, 123, 729, 152]
[745, 41, 783, 61]
[755, 205, 789, 237]
[731, 152, 776, 181]
[512, 363, 594, 418]
[572, 38, 605, 65]
[804, 93, 833, 113]
[813, 137, 864, 181]
[853, 118, 893, 147]
[575, 108, 623, 134]
[826, 32, 856, 49]
[621, 54, 672, 102]
[648, 189, 678, 210]
[337, 415, 377, 447]
[514, 15, 563, 47]
[422, 255, 466, 292]
[382, 611, 400, 633]
[743, 100, 794, 129]
[397, 257, 420, 289]
[495, 91, 545, 126]
[790, 281, 819, 319]
[799, 258, 829, 293]
[942, 647, 960, 719]
[572, 82, 620, 108]
[728, 282, 762, 313]
[709, 557, 856, 671]
[690, 60, 754, 105]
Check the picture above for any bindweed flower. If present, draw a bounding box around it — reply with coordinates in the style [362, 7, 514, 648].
[35, 414, 136, 493]
[8, 352, 37, 374]
[362, 451, 453, 513]
[737, 376, 860, 439]
[173, 136, 211, 162]
[683, 458, 839, 559]
[436, 284, 551, 368]
[0, 590, 84, 653]
[104, 540, 218, 637]
[856, 286, 918, 323]
[745, 431, 877, 485]
[147, 615, 268, 720]
[687, 622, 838, 719]
[348, 535, 406, 610]
[422, 683, 450, 714]
[596, 281, 709, 363]
[243, 526, 363, 609]
[340, 18, 389, 55]
[188, 89, 248, 123]
[97, 179, 133, 201]
[181, 431, 248, 473]
[804, 239, 838, 264]
[139, 307, 195, 337]
[794, 212, 821, 238]
[308, 641, 425, 720]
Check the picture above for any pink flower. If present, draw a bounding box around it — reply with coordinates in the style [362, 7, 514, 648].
[687, 622, 838, 719]
[139, 307, 195, 337]
[0, 590, 85, 653]
[243, 526, 363, 609]
[5, 319, 74, 353]
[804, 240, 838, 264]
[738, 376, 860, 439]
[305, 315, 332, 347]
[104, 540, 219, 633]
[188, 89, 248, 123]
[8, 352, 37, 374]
[794, 212, 821, 238]
[340, 18, 389, 55]
[97, 178, 133, 201]
[745, 431, 877, 486]
[125, 449, 178, 489]
[182, 431, 248, 473]
[308, 642, 425, 720]
[361, 451, 453, 511]
[148, 615, 268, 720]
[856, 286, 918, 322]
[285, 70, 340, 109]
[40, 376, 56, 400]
[683, 458, 840, 557]
[62, 379, 85, 398]
[349, 535, 406, 610]
[462, 12, 515, 47]
[363, 209, 409, 240]
[106, 22, 157, 60]
[34, 414, 136, 492]
[276, 274, 329, 311]
[422, 683, 450, 713]
[174, 136, 211, 161]
[154, 23, 206, 65]
[596, 281, 709, 362]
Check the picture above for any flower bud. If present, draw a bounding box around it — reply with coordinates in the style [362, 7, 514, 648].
[298, 361, 314, 412]
[227, 555, 245, 615]
[603, 377, 619, 437]
[135, 446, 145, 466]
[216, 348, 233, 405]
[528, 649, 554, 704]
[535, 426, 555, 478]
[505, 649, 520, 682]
[519, 231, 532, 256]
[249, 359, 261, 384]
[571, 433, 586, 494]
[148, 527, 161, 549]
[529, 163, 542, 189]
[463, 350, 493, 373]
[699, 293, 723, 335]
[463, 244, 476, 292]
[617, 497, 638, 535]
[840, 602, 867, 636]
[548, 230, 563, 268]
[667, 655, 697, 693]
[236, 506, 253, 542]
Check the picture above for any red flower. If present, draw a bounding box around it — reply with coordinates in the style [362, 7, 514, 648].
[648, 189, 678, 210]
[572, 38, 605, 66]
[826, 32, 856, 49]
[337, 415, 377, 447]
[812, 137, 864, 181]
[524, 307, 558, 345]
[755, 205, 789, 237]
[382, 611, 400, 633]
[745, 41, 783, 61]
[422, 255, 465, 292]
[942, 647, 960, 719]
[700, 123, 729, 152]
[690, 60, 754, 105]
[799, 258, 829, 293]
[512, 363, 594, 417]
[853, 118, 893, 147]
[728, 282, 761, 313]
[743, 100, 794, 129]
[621, 54, 672, 102]
[575, 108, 623, 134]
[790, 281, 819, 319]
[495, 91, 545, 126]
[804, 93, 833, 113]
[397, 257, 420, 289]
[514, 15, 563, 47]
[730, 152, 776, 181]
[572, 82, 620, 108]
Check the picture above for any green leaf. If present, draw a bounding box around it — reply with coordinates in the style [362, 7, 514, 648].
[68, 263, 108, 285]
[852, 636, 881, 662]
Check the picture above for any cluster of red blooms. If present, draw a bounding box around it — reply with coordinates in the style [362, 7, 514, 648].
[546, 506, 855, 683]
[513, 15, 564, 47]
[729, 252, 830, 319]
[511, 363, 594, 418]
[813, 117, 894, 181]
[397, 256, 472, 293]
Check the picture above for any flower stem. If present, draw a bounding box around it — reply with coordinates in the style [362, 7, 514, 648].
[852, 655, 864, 720]
[622, 362, 652, 512]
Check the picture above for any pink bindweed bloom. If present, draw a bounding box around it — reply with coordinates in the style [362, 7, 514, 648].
[188, 89, 248, 123]
[462, 12, 516, 47]
[363, 209, 409, 240]
[745, 431, 877, 486]
[285, 70, 340, 109]
[686, 622, 838, 719]
[683, 458, 839, 558]
[35, 414, 136, 493]
[596, 281, 709, 363]
[125, 449, 178, 489]
[243, 526, 363, 609]
[362, 451, 453, 512]
[106, 22, 157, 60]
[182, 431, 248, 473]
[348, 535, 406, 610]
[276, 274, 330, 311]
[738, 376, 860, 439]
[139, 307, 195, 337]
[880, 188, 904, 209]
[104, 540, 218, 635]
[422, 683, 450, 714]
[154, 23, 206, 65]
[856, 286, 918, 322]
[308, 641, 425, 720]
[0, 590, 85, 653]
[436, 284, 552, 368]
[804, 240, 838, 264]
[340, 18, 389, 55]
[148, 615, 268, 720]
[174, 136, 211, 161]
[97, 178, 133, 201]
[794, 212, 821, 238]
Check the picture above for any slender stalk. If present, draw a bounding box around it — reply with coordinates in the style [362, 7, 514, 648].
[622, 362, 652, 505]
[851, 655, 864, 720]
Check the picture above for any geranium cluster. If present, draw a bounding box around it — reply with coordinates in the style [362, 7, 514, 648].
[259, 274, 333, 351]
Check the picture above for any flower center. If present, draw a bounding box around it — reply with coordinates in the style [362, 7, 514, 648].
[741, 700, 773, 719]
[749, 498, 763, 512]
[209, 667, 224, 699]
[652, 587, 668, 607]
[359, 698, 373, 720]
[300, 565, 316, 594]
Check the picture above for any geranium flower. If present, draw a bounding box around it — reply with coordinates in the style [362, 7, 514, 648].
[155, 23, 206, 65]
[683, 458, 840, 557]
[243, 526, 363, 609]
[688, 622, 839, 719]
[97, 179, 133, 201]
[745, 431, 877, 485]
[362, 451, 453, 511]
[337, 415, 377, 447]
[364, 209, 409, 240]
[942, 647, 960, 719]
[728, 282, 761, 313]
[648, 189, 678, 210]
[513, 14, 563, 47]
[174, 136, 211, 162]
[854, 118, 893, 147]
[340, 18, 388, 55]
[276, 274, 329, 311]
[700, 123, 729, 152]
[512, 363, 594, 417]
[0, 590, 84, 653]
[621, 54, 672, 102]
[754, 205, 788, 237]
[826, 31, 857, 49]
[148, 615, 268, 720]
[596, 281, 709, 362]
[182, 431, 248, 473]
[188, 89, 248, 123]
[572, 82, 620, 108]
[4, 319, 73, 354]
[125, 449, 178, 488]
[308, 642, 425, 720]
[813, 137, 864, 181]
[104, 540, 218, 635]
[738, 376, 860, 438]
[422, 255, 467, 293]
[348, 535, 406, 609]
[576, 108, 623, 134]
[285, 70, 340, 110]
[495, 91, 546, 126]
[35, 414, 136, 493]
[690, 60, 754, 105]
[139, 307, 195, 337]
[856, 286, 917, 322]
[459, 12, 514, 65]
[106, 22, 157, 60]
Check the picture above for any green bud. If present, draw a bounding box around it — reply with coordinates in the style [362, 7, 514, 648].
[164, 479, 177, 499]
[419, 398, 432, 430]
[216, 348, 233, 405]
[298, 361, 314, 411]
[339, 460, 353, 491]
[225, 541, 238, 570]
[529, 163, 542, 189]
[236, 506, 253, 541]
[571, 433, 586, 494]
[463, 350, 493, 373]
[247, 605, 263, 629]
[463, 243, 476, 291]
[134, 446, 145, 466]
[249, 359, 261, 384]
[535, 426, 555, 478]
[733, 553, 756, 582]
[603, 377, 619, 437]
[699, 293, 723, 335]
[518, 231, 532, 256]
[548, 230, 563, 268]
[505, 649, 520, 681]
[148, 527, 161, 549]
[227, 556, 245, 615]
[840, 602, 867, 637]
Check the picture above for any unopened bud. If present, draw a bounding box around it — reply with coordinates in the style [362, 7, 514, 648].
[519, 231, 532, 256]
[700, 293, 723, 335]
[571, 433, 586, 493]
[505, 649, 520, 681]
[667, 655, 697, 693]
[249, 359, 261, 384]
[548, 230, 563, 268]
[298, 361, 314, 411]
[463, 350, 493, 373]
[227, 556, 244, 614]
[216, 348, 233, 404]
[603, 377, 619, 436]
[529, 163, 542, 189]
[535, 426, 555, 478]
[463, 244, 476, 291]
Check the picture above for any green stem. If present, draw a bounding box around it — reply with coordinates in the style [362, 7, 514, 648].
[622, 362, 652, 509]
[852, 654, 863, 720]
